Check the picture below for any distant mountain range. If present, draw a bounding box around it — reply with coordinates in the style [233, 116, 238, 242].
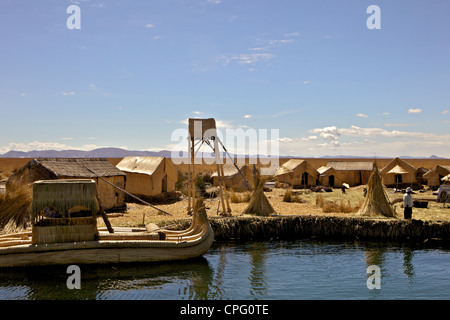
[0, 147, 447, 159]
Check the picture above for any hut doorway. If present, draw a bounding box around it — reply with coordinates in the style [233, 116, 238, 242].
[395, 174, 403, 184]
[329, 175, 335, 188]
[162, 175, 167, 193]
[301, 172, 309, 187]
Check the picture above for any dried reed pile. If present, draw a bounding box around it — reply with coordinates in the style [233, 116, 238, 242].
[243, 177, 276, 216]
[358, 166, 397, 218]
[0, 182, 32, 234]
[283, 188, 306, 203]
[230, 189, 251, 203]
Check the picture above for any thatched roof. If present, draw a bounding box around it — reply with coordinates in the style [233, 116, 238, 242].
[211, 163, 247, 178]
[387, 165, 410, 175]
[380, 157, 416, 175]
[423, 165, 450, 179]
[275, 159, 319, 178]
[327, 161, 374, 171]
[116, 156, 177, 181]
[29, 158, 125, 178]
[317, 166, 345, 179]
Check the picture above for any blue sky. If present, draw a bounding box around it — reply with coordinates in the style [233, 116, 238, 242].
[1, 0, 449, 158]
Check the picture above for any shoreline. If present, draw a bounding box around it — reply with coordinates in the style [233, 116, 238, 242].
[163, 215, 450, 243]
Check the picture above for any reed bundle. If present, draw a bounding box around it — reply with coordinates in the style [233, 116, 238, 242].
[0, 182, 32, 234]
[358, 166, 397, 218]
[283, 188, 306, 203]
[243, 177, 275, 216]
[230, 188, 251, 203]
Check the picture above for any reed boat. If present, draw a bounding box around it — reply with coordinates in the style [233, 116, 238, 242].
[0, 180, 214, 268]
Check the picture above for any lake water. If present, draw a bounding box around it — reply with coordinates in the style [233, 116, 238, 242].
[0, 240, 449, 300]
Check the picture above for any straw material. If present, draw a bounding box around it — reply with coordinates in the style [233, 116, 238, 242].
[0, 184, 32, 234]
[32, 223, 98, 244]
[31, 179, 99, 224]
[244, 177, 276, 216]
[358, 166, 397, 218]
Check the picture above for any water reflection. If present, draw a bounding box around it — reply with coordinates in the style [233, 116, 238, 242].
[0, 258, 215, 300]
[248, 242, 267, 297]
[1, 241, 449, 300]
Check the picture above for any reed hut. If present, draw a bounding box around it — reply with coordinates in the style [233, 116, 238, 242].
[317, 166, 346, 188]
[211, 163, 252, 190]
[358, 166, 397, 218]
[31, 179, 99, 244]
[274, 159, 319, 188]
[325, 161, 374, 187]
[380, 158, 417, 187]
[116, 156, 178, 200]
[6, 158, 126, 211]
[423, 165, 450, 187]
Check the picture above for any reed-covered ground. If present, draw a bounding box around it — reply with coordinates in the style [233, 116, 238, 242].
[100, 186, 450, 229]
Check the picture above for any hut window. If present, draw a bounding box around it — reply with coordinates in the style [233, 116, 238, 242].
[395, 174, 403, 184]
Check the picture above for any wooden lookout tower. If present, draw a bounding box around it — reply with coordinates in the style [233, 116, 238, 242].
[187, 118, 232, 216]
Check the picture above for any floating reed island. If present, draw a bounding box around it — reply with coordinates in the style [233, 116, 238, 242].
[161, 215, 449, 242]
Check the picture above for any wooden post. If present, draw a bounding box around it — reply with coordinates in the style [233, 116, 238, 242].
[95, 193, 114, 234]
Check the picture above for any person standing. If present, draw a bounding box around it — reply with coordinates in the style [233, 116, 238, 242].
[403, 187, 413, 219]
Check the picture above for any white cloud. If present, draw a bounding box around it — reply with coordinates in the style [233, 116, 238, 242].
[271, 110, 298, 118]
[20, 93, 27, 96]
[356, 113, 368, 118]
[303, 81, 311, 85]
[221, 53, 275, 65]
[377, 112, 390, 116]
[145, 24, 155, 28]
[192, 111, 204, 115]
[443, 110, 449, 114]
[62, 91, 75, 96]
[243, 114, 252, 119]
[310, 126, 340, 141]
[207, 0, 221, 3]
[216, 120, 234, 129]
[284, 32, 300, 37]
[384, 123, 414, 127]
[276, 124, 450, 158]
[408, 108, 422, 114]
